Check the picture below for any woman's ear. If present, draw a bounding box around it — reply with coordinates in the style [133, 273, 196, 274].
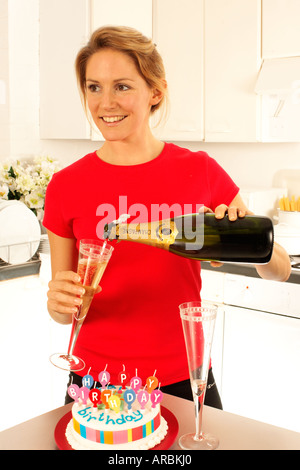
[150, 79, 167, 106]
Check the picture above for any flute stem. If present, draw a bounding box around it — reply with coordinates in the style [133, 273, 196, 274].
[194, 390, 205, 441]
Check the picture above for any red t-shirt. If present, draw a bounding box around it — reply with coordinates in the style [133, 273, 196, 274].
[43, 143, 239, 385]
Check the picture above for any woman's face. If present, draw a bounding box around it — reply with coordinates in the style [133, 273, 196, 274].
[85, 48, 160, 142]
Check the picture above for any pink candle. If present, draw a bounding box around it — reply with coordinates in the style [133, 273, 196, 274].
[130, 369, 142, 392]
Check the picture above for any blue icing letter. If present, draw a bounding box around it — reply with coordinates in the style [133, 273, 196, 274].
[87, 415, 97, 423]
[78, 407, 91, 417]
[125, 414, 134, 422]
[116, 413, 126, 425]
[106, 415, 116, 425]
[132, 410, 143, 422]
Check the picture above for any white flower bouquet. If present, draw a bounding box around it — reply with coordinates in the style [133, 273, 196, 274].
[0, 155, 60, 220]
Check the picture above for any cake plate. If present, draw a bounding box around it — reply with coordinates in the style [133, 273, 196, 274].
[54, 406, 179, 451]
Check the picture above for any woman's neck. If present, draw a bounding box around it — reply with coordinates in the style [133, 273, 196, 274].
[96, 134, 164, 166]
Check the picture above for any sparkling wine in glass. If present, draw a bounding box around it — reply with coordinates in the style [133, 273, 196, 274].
[179, 301, 219, 450]
[50, 239, 114, 372]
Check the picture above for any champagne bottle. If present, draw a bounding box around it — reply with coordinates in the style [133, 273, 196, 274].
[103, 213, 274, 264]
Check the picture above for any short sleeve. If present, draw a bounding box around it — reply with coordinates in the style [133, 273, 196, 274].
[206, 156, 239, 210]
[43, 173, 74, 238]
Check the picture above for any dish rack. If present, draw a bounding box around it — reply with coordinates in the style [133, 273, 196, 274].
[0, 234, 49, 281]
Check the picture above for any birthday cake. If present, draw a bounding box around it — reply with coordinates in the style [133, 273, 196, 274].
[65, 368, 168, 450]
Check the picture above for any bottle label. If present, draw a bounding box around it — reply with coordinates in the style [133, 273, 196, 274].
[156, 220, 179, 245]
[115, 220, 179, 248]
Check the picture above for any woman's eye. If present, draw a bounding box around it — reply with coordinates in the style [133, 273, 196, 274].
[87, 84, 100, 93]
[117, 84, 130, 91]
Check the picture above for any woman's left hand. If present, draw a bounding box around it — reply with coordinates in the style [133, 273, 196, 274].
[198, 201, 251, 267]
[199, 194, 291, 281]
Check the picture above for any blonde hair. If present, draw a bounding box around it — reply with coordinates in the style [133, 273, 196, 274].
[75, 26, 168, 118]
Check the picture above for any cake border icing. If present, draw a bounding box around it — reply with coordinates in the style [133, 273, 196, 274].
[65, 415, 168, 450]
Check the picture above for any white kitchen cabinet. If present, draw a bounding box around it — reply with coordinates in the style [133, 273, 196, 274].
[91, 0, 152, 37]
[262, 0, 300, 59]
[224, 273, 300, 318]
[39, 0, 300, 142]
[0, 276, 51, 430]
[0, 276, 49, 430]
[39, 0, 205, 142]
[201, 269, 300, 432]
[204, 0, 261, 142]
[40, 0, 91, 139]
[152, 0, 204, 141]
[0, 272, 71, 431]
[40, 0, 152, 140]
[222, 304, 300, 433]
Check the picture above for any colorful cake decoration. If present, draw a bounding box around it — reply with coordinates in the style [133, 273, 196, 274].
[82, 373, 94, 389]
[89, 388, 101, 409]
[65, 365, 169, 450]
[67, 365, 163, 414]
[118, 364, 130, 386]
[123, 388, 136, 411]
[98, 364, 110, 388]
[130, 370, 142, 393]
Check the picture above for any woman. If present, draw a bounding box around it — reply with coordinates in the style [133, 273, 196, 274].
[44, 26, 291, 407]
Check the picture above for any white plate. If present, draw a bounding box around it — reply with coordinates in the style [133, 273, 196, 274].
[0, 201, 41, 264]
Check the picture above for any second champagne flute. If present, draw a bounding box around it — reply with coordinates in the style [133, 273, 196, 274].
[179, 301, 219, 450]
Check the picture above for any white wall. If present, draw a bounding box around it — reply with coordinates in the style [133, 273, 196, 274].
[0, 0, 10, 156]
[1, 0, 300, 193]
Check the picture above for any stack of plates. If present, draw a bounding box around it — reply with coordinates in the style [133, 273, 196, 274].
[0, 200, 41, 265]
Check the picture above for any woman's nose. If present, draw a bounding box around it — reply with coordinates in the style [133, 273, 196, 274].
[101, 89, 116, 109]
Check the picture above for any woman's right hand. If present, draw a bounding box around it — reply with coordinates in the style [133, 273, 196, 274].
[47, 271, 86, 324]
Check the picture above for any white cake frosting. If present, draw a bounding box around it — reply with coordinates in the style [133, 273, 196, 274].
[65, 398, 168, 450]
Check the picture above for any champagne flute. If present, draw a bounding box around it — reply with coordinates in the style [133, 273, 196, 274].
[179, 301, 219, 450]
[50, 239, 114, 372]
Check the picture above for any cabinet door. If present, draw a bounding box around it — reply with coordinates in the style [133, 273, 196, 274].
[40, 0, 91, 139]
[91, 0, 152, 36]
[262, 0, 300, 58]
[152, 0, 204, 141]
[0, 277, 52, 430]
[204, 0, 261, 142]
[222, 305, 300, 432]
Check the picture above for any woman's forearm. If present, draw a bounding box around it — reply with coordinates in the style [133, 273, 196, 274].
[255, 242, 291, 282]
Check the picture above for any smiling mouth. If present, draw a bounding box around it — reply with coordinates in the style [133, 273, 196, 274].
[101, 115, 127, 123]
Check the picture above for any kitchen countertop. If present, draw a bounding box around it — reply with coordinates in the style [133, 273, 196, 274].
[1, 394, 299, 451]
[201, 260, 300, 284]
